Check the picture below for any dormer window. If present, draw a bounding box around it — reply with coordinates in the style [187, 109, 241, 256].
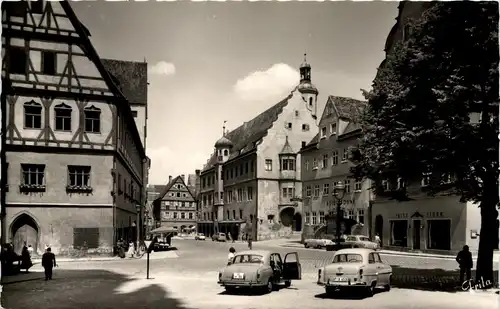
[330, 123, 337, 135]
[302, 124, 310, 131]
[321, 127, 327, 138]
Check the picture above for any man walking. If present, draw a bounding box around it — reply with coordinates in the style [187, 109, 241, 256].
[456, 245, 473, 285]
[42, 247, 57, 281]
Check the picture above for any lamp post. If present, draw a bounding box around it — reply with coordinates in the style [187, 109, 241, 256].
[135, 204, 141, 251]
[332, 181, 346, 251]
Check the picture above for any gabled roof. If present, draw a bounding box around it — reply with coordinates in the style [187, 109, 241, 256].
[329, 96, 366, 122]
[154, 175, 195, 202]
[201, 93, 293, 172]
[101, 59, 148, 105]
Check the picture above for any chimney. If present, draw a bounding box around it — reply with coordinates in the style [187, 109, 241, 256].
[169, 175, 172, 183]
[181, 174, 185, 182]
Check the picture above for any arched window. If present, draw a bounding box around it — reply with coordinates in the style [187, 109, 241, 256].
[309, 97, 313, 107]
[84, 105, 101, 133]
[24, 100, 42, 129]
[223, 149, 228, 156]
[54, 103, 72, 131]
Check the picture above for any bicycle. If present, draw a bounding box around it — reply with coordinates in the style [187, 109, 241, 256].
[131, 241, 146, 259]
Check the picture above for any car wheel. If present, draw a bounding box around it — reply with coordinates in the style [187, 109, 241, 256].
[367, 282, 376, 297]
[225, 287, 237, 294]
[325, 286, 336, 297]
[265, 280, 274, 294]
[384, 277, 392, 291]
[284, 280, 291, 288]
[353, 245, 359, 248]
[304, 244, 309, 248]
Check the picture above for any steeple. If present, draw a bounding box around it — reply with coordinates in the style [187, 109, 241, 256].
[300, 53, 311, 82]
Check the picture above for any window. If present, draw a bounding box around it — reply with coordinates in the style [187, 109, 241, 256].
[302, 124, 310, 131]
[245, 162, 249, 174]
[368, 253, 375, 264]
[286, 122, 292, 129]
[54, 103, 72, 131]
[345, 179, 351, 193]
[281, 158, 295, 171]
[181, 212, 185, 219]
[250, 160, 254, 173]
[173, 212, 178, 219]
[30, 0, 44, 14]
[354, 180, 362, 192]
[227, 191, 233, 203]
[319, 211, 325, 224]
[397, 177, 406, 189]
[227, 210, 230, 220]
[189, 212, 193, 219]
[312, 212, 317, 225]
[24, 101, 42, 129]
[41, 51, 56, 75]
[265, 159, 273, 171]
[232, 210, 236, 220]
[382, 180, 390, 191]
[332, 151, 338, 165]
[341, 149, 348, 162]
[224, 149, 229, 156]
[68, 165, 91, 187]
[295, 110, 299, 117]
[330, 123, 337, 135]
[245, 187, 252, 200]
[131, 110, 138, 118]
[309, 97, 313, 107]
[21, 164, 45, 186]
[305, 186, 312, 197]
[305, 212, 310, 224]
[421, 173, 431, 187]
[321, 127, 327, 138]
[322, 154, 328, 169]
[305, 160, 309, 171]
[84, 106, 101, 133]
[357, 209, 365, 224]
[282, 187, 295, 199]
[301, 141, 306, 148]
[312, 158, 318, 169]
[323, 183, 329, 195]
[8, 46, 27, 74]
[239, 209, 243, 219]
[237, 188, 243, 202]
[313, 185, 320, 198]
[348, 209, 355, 220]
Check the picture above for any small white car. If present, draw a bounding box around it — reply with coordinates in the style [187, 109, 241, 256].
[195, 233, 206, 240]
[317, 248, 392, 296]
[342, 235, 379, 250]
[304, 238, 334, 249]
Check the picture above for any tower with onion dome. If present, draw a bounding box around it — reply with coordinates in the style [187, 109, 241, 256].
[298, 53, 319, 119]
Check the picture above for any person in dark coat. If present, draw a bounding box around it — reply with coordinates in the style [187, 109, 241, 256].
[42, 247, 57, 280]
[21, 243, 33, 272]
[456, 245, 473, 284]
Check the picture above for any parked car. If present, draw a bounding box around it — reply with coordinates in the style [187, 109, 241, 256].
[153, 241, 170, 252]
[218, 250, 301, 294]
[195, 233, 206, 240]
[343, 235, 379, 249]
[212, 232, 227, 242]
[304, 238, 334, 249]
[317, 248, 392, 296]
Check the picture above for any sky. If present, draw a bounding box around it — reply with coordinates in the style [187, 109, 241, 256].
[71, 1, 399, 185]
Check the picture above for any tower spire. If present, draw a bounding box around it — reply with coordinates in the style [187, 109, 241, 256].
[223, 120, 227, 136]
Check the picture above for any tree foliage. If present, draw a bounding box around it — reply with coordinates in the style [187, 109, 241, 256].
[352, 2, 499, 282]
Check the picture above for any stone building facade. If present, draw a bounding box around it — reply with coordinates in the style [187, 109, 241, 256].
[197, 57, 319, 241]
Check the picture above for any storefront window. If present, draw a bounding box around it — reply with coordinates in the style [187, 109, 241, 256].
[390, 220, 408, 247]
[427, 219, 451, 250]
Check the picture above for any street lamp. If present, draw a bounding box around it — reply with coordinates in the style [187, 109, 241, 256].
[333, 181, 346, 250]
[135, 204, 141, 251]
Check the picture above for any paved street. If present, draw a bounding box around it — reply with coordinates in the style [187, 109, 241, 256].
[2, 239, 498, 309]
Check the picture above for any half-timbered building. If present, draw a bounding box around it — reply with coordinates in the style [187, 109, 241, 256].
[1, 0, 147, 255]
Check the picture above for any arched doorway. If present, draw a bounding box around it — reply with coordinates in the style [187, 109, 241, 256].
[279, 207, 294, 227]
[375, 215, 383, 246]
[11, 213, 39, 255]
[292, 212, 302, 232]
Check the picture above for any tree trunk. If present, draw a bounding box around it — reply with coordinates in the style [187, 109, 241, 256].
[475, 198, 498, 287]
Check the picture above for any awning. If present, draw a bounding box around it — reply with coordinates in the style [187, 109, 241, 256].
[149, 226, 178, 234]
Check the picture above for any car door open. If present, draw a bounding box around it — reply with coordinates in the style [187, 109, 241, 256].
[283, 252, 301, 280]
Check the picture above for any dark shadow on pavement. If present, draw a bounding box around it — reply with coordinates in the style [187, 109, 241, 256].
[391, 265, 498, 293]
[2, 269, 194, 309]
[217, 284, 290, 296]
[314, 289, 383, 300]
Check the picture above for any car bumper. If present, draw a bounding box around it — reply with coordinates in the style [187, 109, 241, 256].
[218, 281, 266, 287]
[323, 281, 367, 287]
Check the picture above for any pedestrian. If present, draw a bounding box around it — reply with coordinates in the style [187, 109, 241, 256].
[374, 234, 381, 248]
[127, 241, 135, 258]
[21, 243, 33, 272]
[456, 245, 473, 284]
[248, 235, 253, 250]
[41, 247, 57, 281]
[227, 247, 236, 265]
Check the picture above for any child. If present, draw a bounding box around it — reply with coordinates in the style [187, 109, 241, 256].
[227, 247, 236, 265]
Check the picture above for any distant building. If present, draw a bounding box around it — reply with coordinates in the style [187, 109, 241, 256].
[198, 56, 319, 241]
[1, 0, 147, 254]
[153, 175, 198, 234]
[145, 184, 166, 234]
[300, 96, 370, 240]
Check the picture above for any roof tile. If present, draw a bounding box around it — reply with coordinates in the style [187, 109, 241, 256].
[101, 59, 148, 105]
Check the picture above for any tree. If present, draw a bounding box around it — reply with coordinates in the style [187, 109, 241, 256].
[352, 2, 499, 283]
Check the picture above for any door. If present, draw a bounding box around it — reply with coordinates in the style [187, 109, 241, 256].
[374, 253, 391, 284]
[413, 220, 421, 250]
[270, 254, 283, 282]
[283, 252, 301, 280]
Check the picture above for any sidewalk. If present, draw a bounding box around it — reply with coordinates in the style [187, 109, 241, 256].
[32, 255, 119, 263]
[1, 265, 45, 285]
